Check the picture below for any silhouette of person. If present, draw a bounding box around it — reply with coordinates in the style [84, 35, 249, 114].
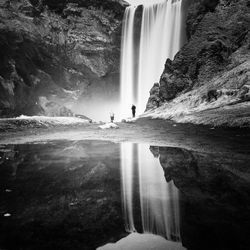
[131, 105, 136, 118]
[110, 112, 114, 123]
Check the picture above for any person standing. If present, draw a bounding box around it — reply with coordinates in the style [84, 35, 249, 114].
[131, 105, 136, 118]
[110, 112, 114, 123]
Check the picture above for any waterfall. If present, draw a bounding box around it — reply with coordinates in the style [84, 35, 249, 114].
[120, 1, 184, 241]
[120, 0, 183, 117]
[120, 6, 137, 119]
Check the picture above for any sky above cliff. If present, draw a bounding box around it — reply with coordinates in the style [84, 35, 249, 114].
[126, 0, 166, 5]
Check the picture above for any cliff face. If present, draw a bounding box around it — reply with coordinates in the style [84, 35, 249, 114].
[146, 0, 250, 127]
[0, 0, 126, 117]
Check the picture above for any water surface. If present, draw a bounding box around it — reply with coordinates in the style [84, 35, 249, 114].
[0, 140, 249, 250]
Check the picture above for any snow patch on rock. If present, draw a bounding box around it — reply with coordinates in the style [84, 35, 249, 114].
[2, 115, 90, 126]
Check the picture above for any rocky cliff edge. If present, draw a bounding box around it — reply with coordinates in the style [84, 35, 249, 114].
[146, 0, 250, 127]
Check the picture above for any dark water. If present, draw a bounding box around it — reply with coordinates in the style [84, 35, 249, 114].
[0, 140, 250, 250]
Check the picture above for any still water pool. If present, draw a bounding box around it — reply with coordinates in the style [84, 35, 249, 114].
[0, 140, 249, 250]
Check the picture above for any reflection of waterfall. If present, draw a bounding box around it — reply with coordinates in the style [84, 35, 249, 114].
[138, 144, 181, 240]
[120, 0, 183, 117]
[121, 143, 183, 244]
[121, 143, 136, 232]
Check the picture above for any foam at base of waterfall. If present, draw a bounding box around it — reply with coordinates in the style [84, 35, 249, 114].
[97, 233, 187, 250]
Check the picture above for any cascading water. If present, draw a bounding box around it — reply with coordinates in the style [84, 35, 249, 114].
[120, 0, 183, 117]
[120, 0, 184, 246]
[120, 6, 137, 119]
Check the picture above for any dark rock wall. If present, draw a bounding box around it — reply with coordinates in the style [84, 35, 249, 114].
[147, 0, 250, 112]
[0, 0, 126, 117]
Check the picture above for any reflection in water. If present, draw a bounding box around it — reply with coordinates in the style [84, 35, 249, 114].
[98, 233, 185, 250]
[139, 144, 181, 240]
[121, 143, 182, 243]
[2, 141, 250, 250]
[121, 143, 136, 232]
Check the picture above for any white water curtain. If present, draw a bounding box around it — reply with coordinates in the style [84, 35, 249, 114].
[120, 0, 183, 117]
